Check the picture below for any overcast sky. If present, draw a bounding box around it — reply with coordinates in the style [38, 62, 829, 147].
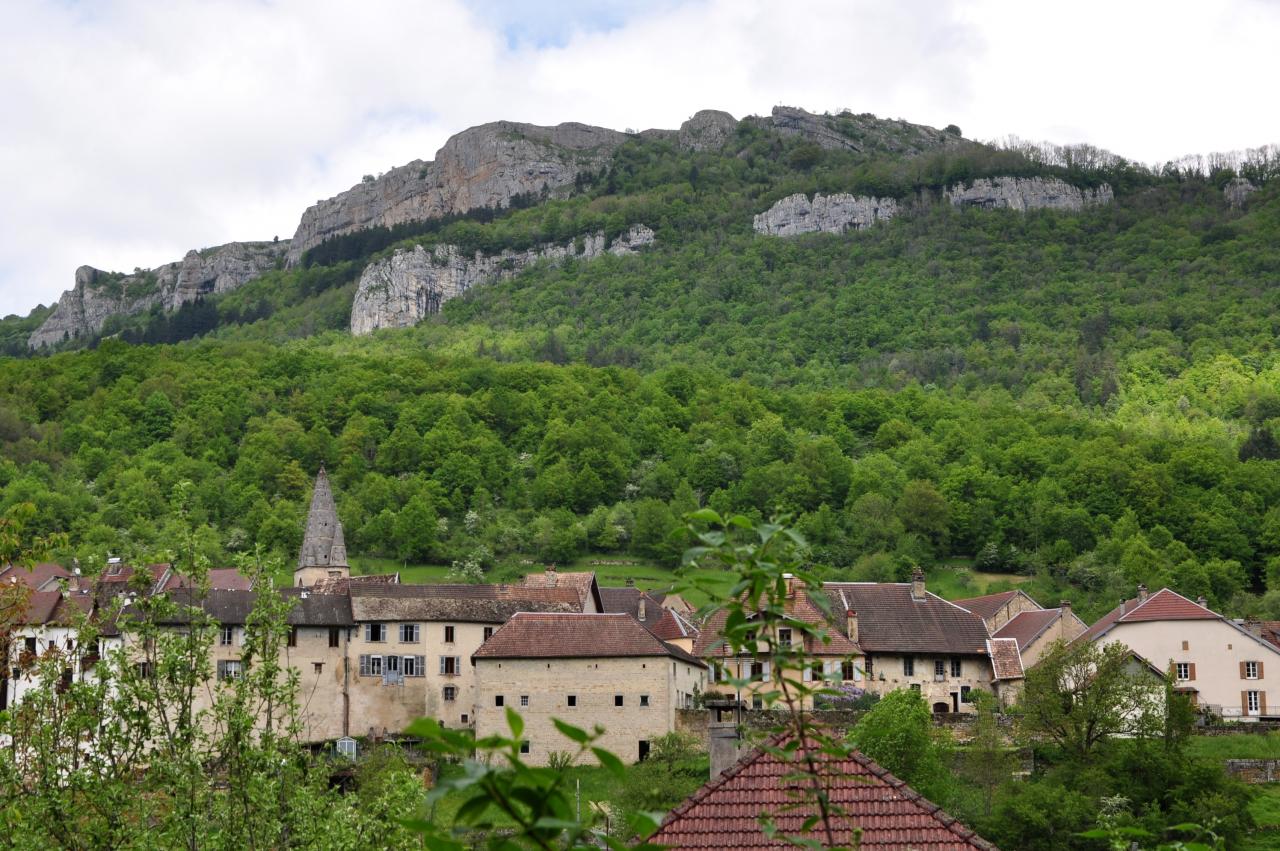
[2, 0, 1278, 316]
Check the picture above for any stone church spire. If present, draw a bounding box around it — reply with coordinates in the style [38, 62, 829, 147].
[295, 466, 349, 586]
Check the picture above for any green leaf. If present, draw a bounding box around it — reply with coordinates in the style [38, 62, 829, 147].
[592, 746, 625, 778]
[552, 717, 591, 744]
[506, 706, 524, 741]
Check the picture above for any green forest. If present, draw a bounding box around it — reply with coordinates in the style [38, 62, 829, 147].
[2, 122, 1278, 623]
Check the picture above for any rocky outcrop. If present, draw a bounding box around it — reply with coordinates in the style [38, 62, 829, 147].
[1224, 177, 1258, 209]
[28, 241, 287, 349]
[754, 106, 967, 155]
[678, 110, 738, 152]
[754, 193, 898, 236]
[350, 225, 654, 336]
[287, 121, 631, 265]
[945, 177, 1113, 212]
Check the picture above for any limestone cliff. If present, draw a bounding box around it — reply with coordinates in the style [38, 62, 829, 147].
[754, 193, 899, 236]
[28, 240, 287, 349]
[1224, 177, 1258, 209]
[287, 122, 631, 265]
[350, 225, 654, 336]
[754, 106, 967, 155]
[945, 177, 1113, 211]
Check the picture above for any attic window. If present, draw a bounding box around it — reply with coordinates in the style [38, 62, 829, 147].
[329, 628, 340, 648]
[567, 694, 577, 707]
[778, 628, 792, 647]
[483, 626, 495, 641]
[220, 626, 235, 646]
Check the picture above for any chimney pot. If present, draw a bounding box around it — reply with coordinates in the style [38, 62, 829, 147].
[1196, 595, 1207, 608]
[1059, 599, 1071, 612]
[1137, 584, 1148, 602]
[846, 609, 859, 643]
[638, 597, 647, 621]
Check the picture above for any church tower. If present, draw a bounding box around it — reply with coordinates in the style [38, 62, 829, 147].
[295, 467, 350, 587]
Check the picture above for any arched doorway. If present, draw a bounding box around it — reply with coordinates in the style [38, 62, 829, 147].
[932, 701, 950, 714]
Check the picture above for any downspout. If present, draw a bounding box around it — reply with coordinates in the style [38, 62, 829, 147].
[343, 626, 351, 737]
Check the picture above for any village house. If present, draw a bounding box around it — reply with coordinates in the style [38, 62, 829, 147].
[955, 588, 1042, 632]
[0, 561, 71, 592]
[473, 612, 706, 765]
[599, 581, 701, 653]
[649, 731, 996, 850]
[1, 587, 96, 711]
[1082, 585, 1280, 719]
[957, 589, 1088, 667]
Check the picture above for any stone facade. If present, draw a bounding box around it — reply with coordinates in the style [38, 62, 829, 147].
[864, 652, 995, 714]
[474, 654, 705, 766]
[349, 225, 654, 335]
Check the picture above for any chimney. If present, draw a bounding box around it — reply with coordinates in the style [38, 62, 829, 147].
[546, 566, 557, 586]
[1137, 584, 1148, 603]
[782, 573, 797, 598]
[638, 596, 647, 621]
[911, 568, 926, 601]
[1059, 599, 1071, 617]
[1196, 595, 1207, 608]
[846, 610, 858, 643]
[706, 697, 744, 779]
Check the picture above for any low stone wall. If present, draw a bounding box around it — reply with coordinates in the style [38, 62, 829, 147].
[1224, 759, 1280, 783]
[1197, 721, 1280, 735]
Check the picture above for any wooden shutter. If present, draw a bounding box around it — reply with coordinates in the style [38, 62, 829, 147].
[1260, 661, 1266, 679]
[1240, 662, 1247, 679]
[359, 655, 369, 677]
[439, 656, 446, 675]
[1263, 693, 1269, 716]
[1188, 663, 1196, 681]
[1243, 690, 1249, 713]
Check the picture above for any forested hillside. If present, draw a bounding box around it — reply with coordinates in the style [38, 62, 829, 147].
[1, 118, 1278, 621]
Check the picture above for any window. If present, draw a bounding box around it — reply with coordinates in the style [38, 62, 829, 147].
[520, 695, 529, 707]
[1246, 661, 1260, 680]
[615, 694, 624, 707]
[750, 661, 770, 680]
[638, 740, 650, 762]
[444, 625, 455, 643]
[440, 656, 461, 676]
[961, 685, 972, 703]
[220, 625, 234, 646]
[495, 695, 505, 707]
[744, 629, 756, 643]
[359, 655, 384, 677]
[328, 627, 340, 648]
[287, 626, 298, 648]
[950, 658, 962, 678]
[903, 657, 914, 677]
[910, 683, 922, 692]
[23, 636, 36, 656]
[401, 624, 420, 643]
[1247, 690, 1261, 715]
[842, 660, 855, 681]
[1176, 662, 1191, 681]
[217, 659, 243, 681]
[461, 713, 468, 724]
[567, 695, 577, 707]
[778, 628, 792, 647]
[640, 694, 650, 707]
[520, 741, 530, 755]
[443, 686, 457, 702]
[483, 626, 494, 641]
[403, 656, 422, 677]
[752, 694, 763, 710]
[934, 659, 946, 678]
[313, 662, 323, 674]
[135, 661, 154, 679]
[365, 624, 386, 643]
[865, 656, 874, 678]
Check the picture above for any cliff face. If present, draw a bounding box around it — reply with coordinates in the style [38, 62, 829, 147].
[754, 193, 899, 236]
[755, 106, 966, 155]
[28, 241, 287, 349]
[945, 177, 1113, 211]
[287, 121, 631, 265]
[350, 225, 654, 336]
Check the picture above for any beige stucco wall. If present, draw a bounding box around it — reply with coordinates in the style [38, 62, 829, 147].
[865, 653, 994, 713]
[474, 655, 706, 766]
[1021, 612, 1087, 667]
[707, 653, 863, 710]
[1101, 619, 1280, 718]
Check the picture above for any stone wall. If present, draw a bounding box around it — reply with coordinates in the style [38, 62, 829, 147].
[1224, 759, 1280, 783]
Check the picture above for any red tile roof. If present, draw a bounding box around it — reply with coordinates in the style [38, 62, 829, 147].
[987, 638, 1024, 680]
[953, 589, 1027, 621]
[208, 568, 254, 591]
[694, 588, 859, 658]
[649, 607, 700, 642]
[473, 612, 703, 666]
[992, 609, 1062, 651]
[1080, 588, 1218, 643]
[14, 590, 62, 624]
[651, 731, 996, 850]
[825, 583, 991, 655]
[0, 562, 71, 590]
[521, 569, 603, 611]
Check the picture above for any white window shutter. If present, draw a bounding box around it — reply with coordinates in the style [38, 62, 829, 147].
[802, 666, 812, 683]
[762, 661, 771, 678]
[454, 656, 462, 673]
[439, 656, 446, 675]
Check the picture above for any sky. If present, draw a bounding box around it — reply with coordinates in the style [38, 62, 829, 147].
[2, 0, 1278, 316]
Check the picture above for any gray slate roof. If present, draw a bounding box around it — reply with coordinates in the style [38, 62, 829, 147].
[349, 583, 583, 623]
[824, 583, 991, 655]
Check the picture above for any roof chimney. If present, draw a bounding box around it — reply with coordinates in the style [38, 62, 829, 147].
[846, 610, 858, 643]
[1059, 599, 1071, 616]
[638, 596, 647, 621]
[1196, 595, 1208, 608]
[546, 566, 557, 586]
[911, 568, 926, 601]
[1137, 584, 1148, 603]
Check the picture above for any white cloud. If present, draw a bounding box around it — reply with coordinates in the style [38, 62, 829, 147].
[1, 0, 1276, 316]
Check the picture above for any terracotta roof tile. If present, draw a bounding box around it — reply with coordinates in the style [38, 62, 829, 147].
[694, 588, 858, 658]
[520, 569, 602, 610]
[473, 612, 704, 666]
[1081, 588, 1217, 643]
[208, 568, 254, 591]
[992, 609, 1061, 651]
[651, 731, 996, 850]
[0, 562, 71, 590]
[826, 583, 990, 655]
[14, 590, 62, 624]
[986, 638, 1024, 680]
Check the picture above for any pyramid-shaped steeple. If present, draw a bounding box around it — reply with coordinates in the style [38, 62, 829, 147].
[297, 467, 348, 576]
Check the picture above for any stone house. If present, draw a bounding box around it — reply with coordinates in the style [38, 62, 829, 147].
[827, 572, 1017, 712]
[1, 588, 96, 711]
[650, 730, 996, 850]
[990, 601, 1087, 667]
[473, 612, 706, 766]
[0, 561, 71, 592]
[955, 588, 1042, 632]
[599, 583, 701, 653]
[1082, 585, 1280, 719]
